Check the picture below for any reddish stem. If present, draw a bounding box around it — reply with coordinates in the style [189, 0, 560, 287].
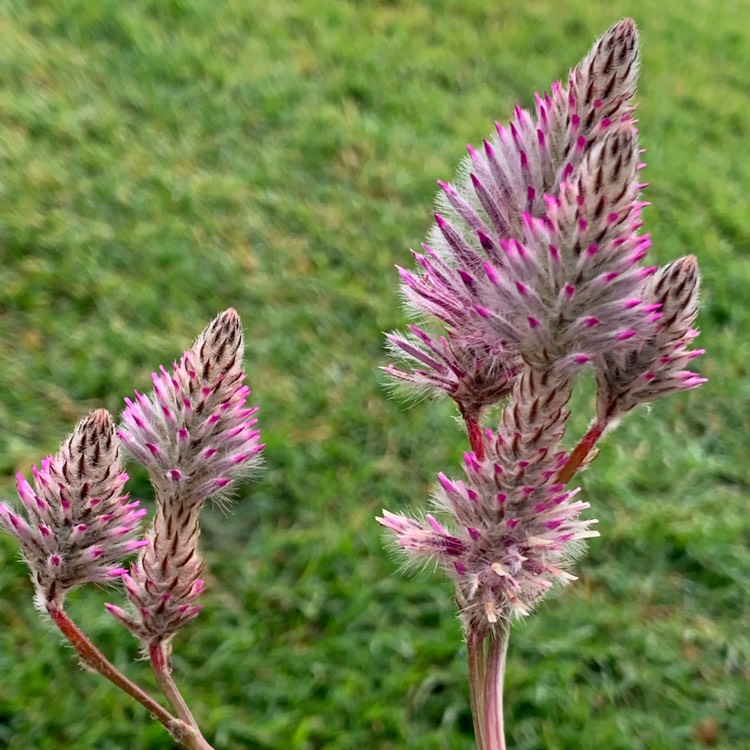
[46, 604, 189, 743]
[150, 642, 214, 750]
[556, 421, 606, 485]
[465, 415, 486, 461]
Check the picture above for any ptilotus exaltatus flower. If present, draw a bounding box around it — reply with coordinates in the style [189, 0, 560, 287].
[379, 21, 705, 749]
[107, 309, 264, 647]
[380, 18, 705, 634]
[0, 410, 147, 609]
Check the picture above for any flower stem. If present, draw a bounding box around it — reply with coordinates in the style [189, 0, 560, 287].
[150, 642, 214, 750]
[47, 604, 212, 750]
[482, 629, 509, 750]
[556, 421, 606, 484]
[464, 413, 486, 461]
[467, 628, 509, 750]
[467, 630, 487, 750]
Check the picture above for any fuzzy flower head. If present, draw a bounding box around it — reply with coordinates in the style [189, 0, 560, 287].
[118, 307, 264, 505]
[387, 19, 654, 388]
[595, 254, 706, 420]
[379, 442, 596, 634]
[384, 324, 519, 418]
[379, 368, 597, 634]
[109, 309, 264, 646]
[0, 410, 147, 608]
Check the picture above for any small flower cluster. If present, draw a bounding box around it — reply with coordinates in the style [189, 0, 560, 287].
[380, 19, 705, 634]
[0, 310, 264, 747]
[0, 410, 147, 609]
[108, 309, 264, 647]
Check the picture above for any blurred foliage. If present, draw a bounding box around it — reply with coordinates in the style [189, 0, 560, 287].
[0, 0, 748, 748]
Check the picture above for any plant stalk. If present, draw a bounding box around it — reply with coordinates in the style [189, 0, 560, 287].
[47, 604, 212, 750]
[482, 629, 509, 750]
[464, 411, 486, 461]
[467, 630, 487, 750]
[150, 641, 214, 750]
[556, 420, 607, 484]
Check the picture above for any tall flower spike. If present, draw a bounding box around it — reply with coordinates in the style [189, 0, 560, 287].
[595, 255, 706, 421]
[110, 309, 264, 646]
[430, 18, 639, 253]
[473, 121, 656, 368]
[0, 410, 146, 609]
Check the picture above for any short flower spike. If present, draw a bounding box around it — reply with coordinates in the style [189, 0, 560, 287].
[0, 410, 146, 609]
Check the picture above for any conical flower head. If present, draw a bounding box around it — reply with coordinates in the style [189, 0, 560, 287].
[118, 308, 264, 504]
[110, 309, 264, 646]
[0, 410, 147, 608]
[472, 122, 657, 367]
[389, 19, 647, 391]
[596, 255, 706, 420]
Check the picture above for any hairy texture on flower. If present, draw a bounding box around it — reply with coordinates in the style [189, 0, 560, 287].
[432, 19, 639, 247]
[595, 255, 706, 421]
[379, 368, 597, 634]
[384, 325, 519, 417]
[111, 309, 264, 645]
[0, 410, 146, 609]
[390, 20, 648, 383]
[473, 123, 658, 367]
[118, 308, 263, 504]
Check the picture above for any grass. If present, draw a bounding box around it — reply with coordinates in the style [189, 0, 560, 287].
[0, 0, 748, 748]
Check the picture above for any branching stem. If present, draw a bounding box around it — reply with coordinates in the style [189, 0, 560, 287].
[556, 421, 607, 484]
[47, 604, 213, 750]
[150, 641, 214, 750]
[464, 412, 486, 461]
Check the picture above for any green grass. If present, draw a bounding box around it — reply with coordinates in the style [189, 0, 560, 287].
[0, 1, 748, 748]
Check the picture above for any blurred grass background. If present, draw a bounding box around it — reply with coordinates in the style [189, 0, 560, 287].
[0, 0, 748, 748]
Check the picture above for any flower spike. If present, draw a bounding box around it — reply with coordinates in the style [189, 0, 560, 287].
[0, 410, 145, 609]
[112, 309, 264, 646]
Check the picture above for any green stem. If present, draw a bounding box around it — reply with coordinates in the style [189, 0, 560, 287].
[482, 629, 509, 750]
[467, 630, 487, 750]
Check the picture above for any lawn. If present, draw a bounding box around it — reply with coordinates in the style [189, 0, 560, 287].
[0, 1, 748, 748]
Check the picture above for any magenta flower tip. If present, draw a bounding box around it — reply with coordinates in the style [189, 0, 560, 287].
[437, 472, 457, 494]
[426, 514, 447, 534]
